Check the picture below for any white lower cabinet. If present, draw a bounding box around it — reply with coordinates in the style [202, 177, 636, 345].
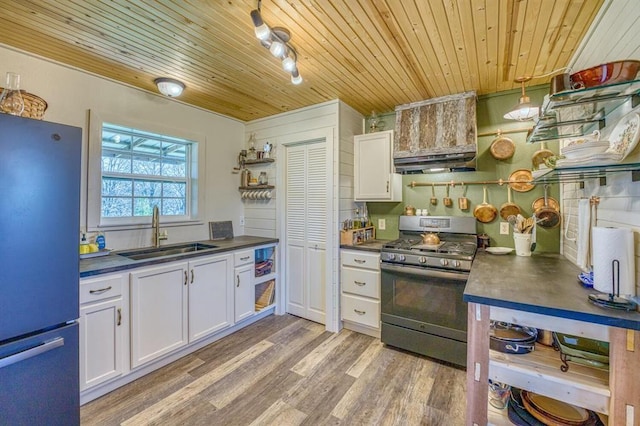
[234, 250, 256, 322]
[130, 262, 189, 369]
[80, 244, 278, 401]
[188, 254, 234, 342]
[340, 249, 381, 337]
[79, 273, 128, 391]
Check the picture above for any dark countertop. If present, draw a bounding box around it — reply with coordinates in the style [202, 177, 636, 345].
[340, 239, 390, 253]
[80, 236, 278, 278]
[464, 251, 640, 330]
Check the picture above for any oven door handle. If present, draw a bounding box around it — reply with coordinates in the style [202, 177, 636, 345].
[380, 262, 468, 281]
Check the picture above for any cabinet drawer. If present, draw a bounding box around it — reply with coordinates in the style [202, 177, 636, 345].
[342, 294, 380, 329]
[80, 275, 124, 304]
[341, 267, 380, 299]
[341, 250, 380, 270]
[234, 250, 254, 266]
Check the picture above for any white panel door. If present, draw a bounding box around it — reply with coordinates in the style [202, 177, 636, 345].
[285, 140, 327, 323]
[188, 254, 234, 342]
[130, 263, 188, 369]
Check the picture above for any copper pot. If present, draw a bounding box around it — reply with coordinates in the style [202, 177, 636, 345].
[534, 185, 560, 228]
[421, 232, 440, 245]
[443, 185, 453, 207]
[490, 133, 515, 160]
[458, 184, 469, 210]
[499, 186, 522, 221]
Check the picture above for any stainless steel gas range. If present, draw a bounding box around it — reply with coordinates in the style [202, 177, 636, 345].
[380, 215, 477, 367]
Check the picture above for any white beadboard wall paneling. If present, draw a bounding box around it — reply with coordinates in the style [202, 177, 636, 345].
[338, 102, 365, 225]
[0, 45, 244, 251]
[569, 0, 640, 72]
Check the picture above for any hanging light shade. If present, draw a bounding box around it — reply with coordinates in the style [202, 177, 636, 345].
[503, 77, 539, 121]
[154, 78, 185, 97]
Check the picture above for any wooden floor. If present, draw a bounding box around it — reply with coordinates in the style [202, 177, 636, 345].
[81, 314, 467, 426]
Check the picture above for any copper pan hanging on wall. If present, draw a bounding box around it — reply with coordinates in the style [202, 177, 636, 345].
[489, 131, 516, 160]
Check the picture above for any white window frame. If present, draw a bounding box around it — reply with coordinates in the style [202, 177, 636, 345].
[87, 110, 205, 231]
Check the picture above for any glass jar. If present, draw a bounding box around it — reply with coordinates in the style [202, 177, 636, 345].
[0, 72, 24, 116]
[258, 171, 268, 185]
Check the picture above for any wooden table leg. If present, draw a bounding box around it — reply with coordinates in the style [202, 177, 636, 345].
[609, 327, 639, 425]
[466, 302, 490, 426]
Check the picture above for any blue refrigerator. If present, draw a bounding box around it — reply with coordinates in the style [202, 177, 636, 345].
[0, 114, 81, 425]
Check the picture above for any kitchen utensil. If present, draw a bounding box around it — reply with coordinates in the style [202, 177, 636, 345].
[430, 184, 438, 205]
[488, 380, 510, 409]
[605, 111, 640, 159]
[473, 186, 498, 223]
[486, 247, 513, 255]
[489, 321, 537, 354]
[536, 329, 554, 346]
[530, 214, 537, 252]
[549, 73, 571, 95]
[489, 132, 515, 160]
[532, 195, 560, 212]
[458, 184, 469, 210]
[552, 332, 610, 373]
[570, 60, 640, 89]
[535, 185, 560, 228]
[508, 388, 547, 426]
[404, 205, 416, 216]
[420, 232, 440, 245]
[531, 141, 554, 170]
[508, 169, 535, 192]
[443, 185, 453, 207]
[499, 186, 521, 220]
[521, 391, 590, 426]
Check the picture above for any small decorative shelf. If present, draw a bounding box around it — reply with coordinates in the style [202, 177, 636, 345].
[244, 158, 275, 165]
[238, 185, 274, 190]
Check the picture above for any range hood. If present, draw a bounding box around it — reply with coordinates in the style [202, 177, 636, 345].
[394, 91, 477, 174]
[393, 149, 476, 174]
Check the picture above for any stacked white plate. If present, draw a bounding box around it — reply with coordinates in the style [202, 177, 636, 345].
[561, 140, 610, 159]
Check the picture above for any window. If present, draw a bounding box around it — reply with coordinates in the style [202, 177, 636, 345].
[101, 123, 191, 219]
[87, 111, 204, 230]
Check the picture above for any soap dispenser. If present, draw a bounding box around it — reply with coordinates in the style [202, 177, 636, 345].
[79, 233, 90, 255]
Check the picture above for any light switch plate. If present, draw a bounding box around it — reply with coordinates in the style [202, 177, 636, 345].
[500, 222, 509, 235]
[378, 218, 386, 230]
[239, 216, 245, 226]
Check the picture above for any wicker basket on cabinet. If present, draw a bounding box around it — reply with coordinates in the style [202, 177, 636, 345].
[0, 88, 48, 119]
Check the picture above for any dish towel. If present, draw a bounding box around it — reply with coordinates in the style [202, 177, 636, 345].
[576, 199, 592, 271]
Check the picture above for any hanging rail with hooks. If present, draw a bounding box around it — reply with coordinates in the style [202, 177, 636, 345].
[407, 179, 539, 188]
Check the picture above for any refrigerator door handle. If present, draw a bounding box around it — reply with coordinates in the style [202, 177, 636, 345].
[0, 337, 64, 369]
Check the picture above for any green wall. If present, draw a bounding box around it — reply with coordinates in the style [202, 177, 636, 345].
[366, 85, 561, 252]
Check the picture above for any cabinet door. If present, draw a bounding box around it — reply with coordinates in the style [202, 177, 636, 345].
[130, 263, 188, 369]
[188, 254, 234, 342]
[354, 130, 400, 201]
[79, 297, 123, 391]
[234, 264, 254, 322]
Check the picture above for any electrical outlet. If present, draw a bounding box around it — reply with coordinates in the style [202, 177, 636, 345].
[378, 218, 386, 230]
[500, 222, 510, 235]
[239, 216, 245, 226]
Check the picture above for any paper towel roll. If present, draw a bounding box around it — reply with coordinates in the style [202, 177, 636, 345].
[592, 227, 635, 297]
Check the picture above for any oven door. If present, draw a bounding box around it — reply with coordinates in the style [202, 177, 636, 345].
[380, 262, 468, 342]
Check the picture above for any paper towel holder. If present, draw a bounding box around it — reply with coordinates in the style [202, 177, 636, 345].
[588, 259, 637, 311]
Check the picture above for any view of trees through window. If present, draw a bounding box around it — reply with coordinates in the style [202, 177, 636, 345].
[101, 123, 192, 218]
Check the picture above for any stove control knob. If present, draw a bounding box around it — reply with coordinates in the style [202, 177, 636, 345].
[440, 258, 449, 267]
[398, 255, 406, 261]
[387, 253, 396, 260]
[452, 260, 461, 268]
[418, 256, 427, 264]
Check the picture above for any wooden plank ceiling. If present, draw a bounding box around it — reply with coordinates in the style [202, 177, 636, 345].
[0, 0, 604, 121]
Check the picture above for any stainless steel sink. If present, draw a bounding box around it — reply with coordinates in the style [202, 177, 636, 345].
[117, 243, 218, 261]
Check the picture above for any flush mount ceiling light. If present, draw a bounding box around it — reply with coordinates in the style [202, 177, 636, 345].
[250, 1, 302, 85]
[154, 77, 185, 97]
[503, 76, 539, 121]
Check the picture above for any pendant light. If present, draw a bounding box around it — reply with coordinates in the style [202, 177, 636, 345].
[503, 77, 539, 121]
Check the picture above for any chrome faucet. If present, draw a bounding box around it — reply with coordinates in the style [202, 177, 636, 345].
[152, 205, 167, 247]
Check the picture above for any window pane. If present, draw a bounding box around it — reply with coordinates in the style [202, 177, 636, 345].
[102, 177, 132, 197]
[102, 152, 132, 173]
[134, 198, 161, 217]
[163, 199, 186, 215]
[102, 197, 132, 217]
[134, 180, 162, 197]
[163, 182, 186, 198]
[161, 161, 186, 177]
[132, 155, 161, 176]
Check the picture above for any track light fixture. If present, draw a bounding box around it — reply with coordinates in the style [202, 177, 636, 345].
[250, 1, 302, 85]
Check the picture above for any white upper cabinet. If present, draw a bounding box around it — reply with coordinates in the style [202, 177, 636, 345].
[354, 130, 402, 201]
